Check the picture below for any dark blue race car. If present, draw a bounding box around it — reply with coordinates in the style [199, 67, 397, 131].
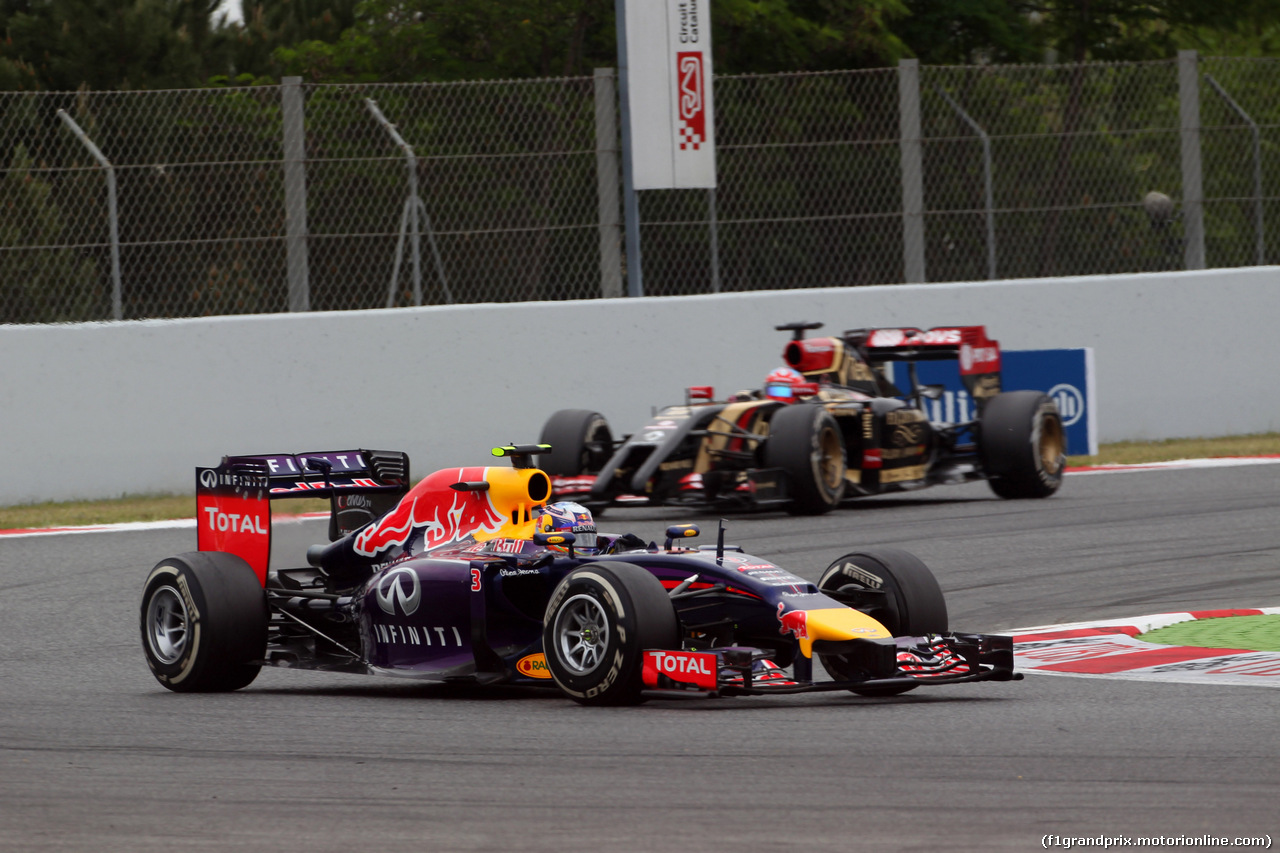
[140, 445, 1018, 705]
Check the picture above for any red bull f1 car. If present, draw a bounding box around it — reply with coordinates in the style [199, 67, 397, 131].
[541, 322, 1065, 515]
[140, 445, 1019, 704]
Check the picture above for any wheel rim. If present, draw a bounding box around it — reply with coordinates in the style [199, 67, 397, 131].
[1039, 415, 1065, 474]
[552, 593, 610, 675]
[816, 425, 844, 489]
[146, 586, 189, 665]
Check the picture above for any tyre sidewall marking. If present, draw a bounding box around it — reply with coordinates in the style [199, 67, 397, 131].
[821, 560, 884, 591]
[544, 570, 629, 699]
[142, 563, 203, 686]
[820, 554, 902, 635]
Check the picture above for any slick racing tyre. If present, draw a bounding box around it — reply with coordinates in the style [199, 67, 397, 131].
[764, 403, 846, 515]
[543, 562, 679, 706]
[538, 409, 614, 477]
[979, 390, 1065, 499]
[140, 551, 269, 693]
[817, 548, 948, 697]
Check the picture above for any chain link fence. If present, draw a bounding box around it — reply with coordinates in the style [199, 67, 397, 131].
[2, 54, 1278, 324]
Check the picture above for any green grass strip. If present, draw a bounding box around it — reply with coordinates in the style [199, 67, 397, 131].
[1138, 615, 1280, 653]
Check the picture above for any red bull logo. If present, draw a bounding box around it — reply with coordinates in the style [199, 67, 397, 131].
[777, 602, 809, 640]
[355, 467, 505, 557]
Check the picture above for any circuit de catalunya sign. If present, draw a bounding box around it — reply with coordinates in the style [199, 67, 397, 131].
[1012, 608, 1280, 688]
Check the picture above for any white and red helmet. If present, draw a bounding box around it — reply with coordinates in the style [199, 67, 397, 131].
[763, 367, 807, 403]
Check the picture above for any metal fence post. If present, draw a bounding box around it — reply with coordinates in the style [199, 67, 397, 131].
[281, 77, 311, 312]
[55, 110, 121, 321]
[936, 86, 996, 280]
[1178, 51, 1206, 271]
[1204, 73, 1265, 266]
[366, 99, 452, 307]
[708, 189, 721, 293]
[615, 0, 644, 298]
[898, 59, 926, 284]
[593, 69, 624, 299]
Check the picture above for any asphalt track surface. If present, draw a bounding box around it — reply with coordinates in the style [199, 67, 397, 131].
[2, 465, 1278, 852]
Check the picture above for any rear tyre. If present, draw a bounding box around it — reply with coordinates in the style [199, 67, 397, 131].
[543, 562, 679, 706]
[764, 404, 846, 515]
[538, 409, 614, 476]
[979, 391, 1065, 499]
[817, 547, 948, 696]
[140, 551, 268, 692]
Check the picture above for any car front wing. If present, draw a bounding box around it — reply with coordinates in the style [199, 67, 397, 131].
[641, 631, 1020, 697]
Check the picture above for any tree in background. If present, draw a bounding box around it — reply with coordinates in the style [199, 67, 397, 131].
[270, 0, 913, 83]
[270, 0, 617, 83]
[0, 0, 236, 90]
[5, 0, 1280, 92]
[0, 143, 101, 322]
[225, 0, 360, 83]
[895, 0, 1040, 65]
[1030, 0, 1280, 62]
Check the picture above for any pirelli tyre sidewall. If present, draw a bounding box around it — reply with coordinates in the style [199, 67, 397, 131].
[979, 390, 1066, 499]
[764, 403, 847, 515]
[140, 551, 268, 693]
[542, 562, 678, 706]
[817, 548, 948, 696]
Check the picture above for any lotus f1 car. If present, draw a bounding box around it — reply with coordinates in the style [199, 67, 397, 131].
[140, 445, 1019, 704]
[541, 322, 1065, 514]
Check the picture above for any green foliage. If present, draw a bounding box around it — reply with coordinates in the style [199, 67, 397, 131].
[226, 0, 360, 81]
[268, 0, 914, 83]
[271, 0, 618, 83]
[5, 0, 1280, 93]
[0, 0, 237, 91]
[1029, 0, 1274, 63]
[896, 0, 1040, 65]
[1173, 0, 1280, 57]
[712, 0, 909, 73]
[0, 143, 101, 323]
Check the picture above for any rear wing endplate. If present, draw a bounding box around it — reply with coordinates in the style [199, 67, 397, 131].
[196, 449, 410, 583]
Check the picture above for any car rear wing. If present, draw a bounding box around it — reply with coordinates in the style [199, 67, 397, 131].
[845, 326, 1002, 406]
[196, 449, 410, 583]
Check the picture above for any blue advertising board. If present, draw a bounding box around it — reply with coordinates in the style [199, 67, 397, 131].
[884, 349, 1096, 456]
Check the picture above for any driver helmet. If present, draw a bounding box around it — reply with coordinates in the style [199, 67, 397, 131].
[535, 501, 598, 554]
[763, 366, 806, 403]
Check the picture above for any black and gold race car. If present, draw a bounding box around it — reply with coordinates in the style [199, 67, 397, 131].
[541, 322, 1065, 515]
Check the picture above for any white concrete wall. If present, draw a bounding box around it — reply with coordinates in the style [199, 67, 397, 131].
[4, 266, 1278, 505]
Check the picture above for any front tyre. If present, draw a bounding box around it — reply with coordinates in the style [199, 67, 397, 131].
[979, 391, 1065, 499]
[817, 547, 948, 696]
[764, 403, 846, 515]
[538, 409, 614, 477]
[140, 551, 268, 692]
[542, 562, 679, 706]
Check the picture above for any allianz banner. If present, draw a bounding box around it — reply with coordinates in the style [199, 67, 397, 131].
[887, 348, 1097, 457]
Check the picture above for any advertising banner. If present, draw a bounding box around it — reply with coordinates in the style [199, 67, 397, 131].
[624, 0, 717, 189]
[887, 348, 1097, 456]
